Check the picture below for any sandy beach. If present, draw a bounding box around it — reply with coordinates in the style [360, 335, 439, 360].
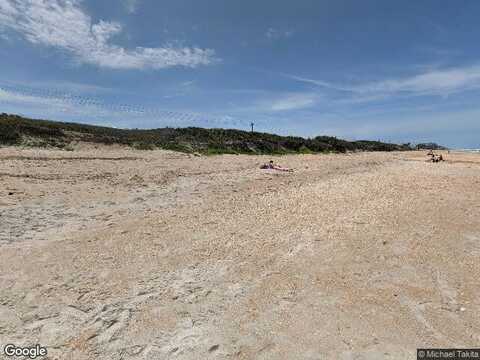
[1, 146, 479, 360]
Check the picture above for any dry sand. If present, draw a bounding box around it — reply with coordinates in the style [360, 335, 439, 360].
[0, 146, 479, 359]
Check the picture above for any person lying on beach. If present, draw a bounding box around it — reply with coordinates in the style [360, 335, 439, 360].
[260, 160, 293, 172]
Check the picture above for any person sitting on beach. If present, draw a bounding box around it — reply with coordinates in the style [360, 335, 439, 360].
[430, 154, 444, 163]
[260, 160, 293, 172]
[428, 152, 436, 162]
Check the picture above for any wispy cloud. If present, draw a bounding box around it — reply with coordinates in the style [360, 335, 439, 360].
[265, 27, 294, 40]
[269, 93, 317, 111]
[356, 66, 480, 96]
[283, 74, 350, 91]
[327, 107, 480, 141]
[226, 91, 319, 113]
[0, 85, 137, 117]
[286, 65, 480, 100]
[123, 0, 140, 14]
[0, 0, 216, 70]
[0, 85, 241, 128]
[0, 87, 65, 107]
[1, 79, 118, 97]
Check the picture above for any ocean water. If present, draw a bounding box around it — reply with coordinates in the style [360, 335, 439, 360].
[456, 149, 480, 153]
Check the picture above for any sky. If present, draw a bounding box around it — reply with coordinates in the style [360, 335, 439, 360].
[1, 0, 480, 148]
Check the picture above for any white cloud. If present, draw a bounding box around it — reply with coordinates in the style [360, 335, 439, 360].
[0, 0, 216, 70]
[269, 93, 317, 111]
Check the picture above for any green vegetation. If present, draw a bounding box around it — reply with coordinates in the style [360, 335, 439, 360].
[0, 112, 413, 154]
[415, 142, 448, 150]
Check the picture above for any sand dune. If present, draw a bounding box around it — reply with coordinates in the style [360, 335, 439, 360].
[1, 147, 479, 359]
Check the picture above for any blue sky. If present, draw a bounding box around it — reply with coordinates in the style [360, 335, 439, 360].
[1, 0, 480, 147]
